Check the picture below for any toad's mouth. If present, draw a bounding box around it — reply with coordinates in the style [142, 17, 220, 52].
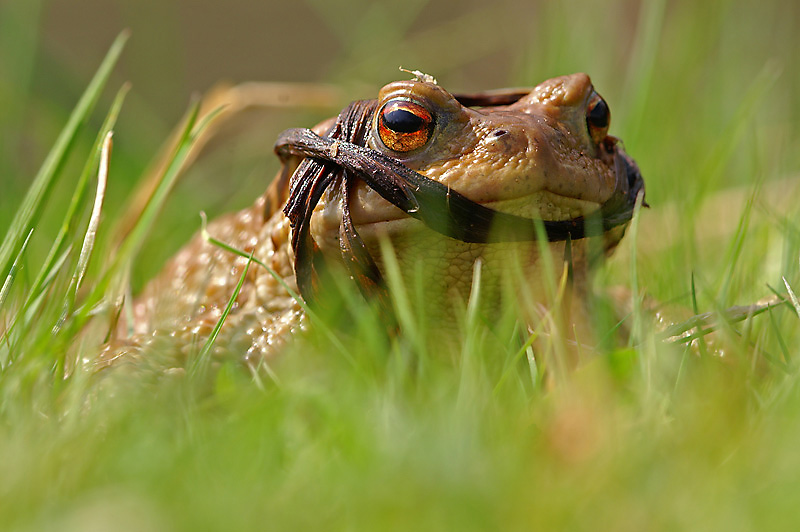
[348, 190, 607, 233]
[274, 99, 644, 307]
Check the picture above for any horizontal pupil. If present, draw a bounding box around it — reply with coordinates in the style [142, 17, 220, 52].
[587, 100, 609, 128]
[384, 108, 425, 133]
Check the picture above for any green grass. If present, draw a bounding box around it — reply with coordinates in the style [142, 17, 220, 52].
[2, 0, 800, 530]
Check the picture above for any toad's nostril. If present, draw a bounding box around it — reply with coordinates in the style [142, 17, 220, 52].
[492, 129, 508, 137]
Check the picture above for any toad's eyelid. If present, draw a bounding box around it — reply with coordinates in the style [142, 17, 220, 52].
[381, 100, 432, 125]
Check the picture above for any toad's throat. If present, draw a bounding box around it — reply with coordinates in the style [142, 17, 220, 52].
[274, 99, 644, 307]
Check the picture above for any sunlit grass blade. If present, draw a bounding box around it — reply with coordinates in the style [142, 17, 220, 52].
[77, 99, 206, 320]
[109, 101, 203, 269]
[493, 327, 538, 396]
[783, 277, 800, 318]
[379, 237, 421, 352]
[200, 212, 352, 366]
[24, 84, 130, 311]
[661, 295, 787, 344]
[0, 230, 33, 311]
[627, 192, 646, 346]
[190, 252, 253, 379]
[690, 273, 700, 315]
[199, 212, 303, 306]
[0, 246, 72, 352]
[0, 229, 32, 368]
[717, 187, 758, 304]
[1, 85, 129, 369]
[69, 132, 112, 306]
[48, 131, 112, 364]
[456, 258, 485, 406]
[464, 258, 483, 332]
[0, 31, 128, 281]
[689, 272, 710, 357]
[767, 307, 792, 367]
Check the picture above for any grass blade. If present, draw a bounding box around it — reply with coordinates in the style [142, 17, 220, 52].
[24, 83, 130, 309]
[52, 130, 114, 341]
[0, 230, 33, 311]
[782, 277, 800, 318]
[78, 99, 203, 316]
[71, 131, 112, 300]
[0, 31, 128, 281]
[768, 307, 792, 366]
[661, 295, 787, 343]
[199, 212, 303, 306]
[190, 253, 253, 379]
[200, 213, 353, 370]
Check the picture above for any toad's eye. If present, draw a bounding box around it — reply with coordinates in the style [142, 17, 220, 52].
[377, 100, 434, 153]
[586, 91, 610, 145]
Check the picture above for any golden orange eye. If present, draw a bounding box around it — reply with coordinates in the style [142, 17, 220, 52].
[377, 100, 434, 153]
[586, 91, 610, 145]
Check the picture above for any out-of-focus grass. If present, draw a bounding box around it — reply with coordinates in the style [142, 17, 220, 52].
[2, 0, 800, 530]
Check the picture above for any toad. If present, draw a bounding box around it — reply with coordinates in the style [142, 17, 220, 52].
[98, 72, 644, 371]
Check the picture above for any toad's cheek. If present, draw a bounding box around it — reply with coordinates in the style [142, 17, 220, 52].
[415, 122, 616, 208]
[342, 153, 611, 229]
[342, 134, 548, 227]
[418, 122, 549, 202]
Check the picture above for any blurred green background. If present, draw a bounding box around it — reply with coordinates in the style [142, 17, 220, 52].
[2, 1, 800, 531]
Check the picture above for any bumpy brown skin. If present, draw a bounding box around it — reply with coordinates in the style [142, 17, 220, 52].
[96, 73, 630, 372]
